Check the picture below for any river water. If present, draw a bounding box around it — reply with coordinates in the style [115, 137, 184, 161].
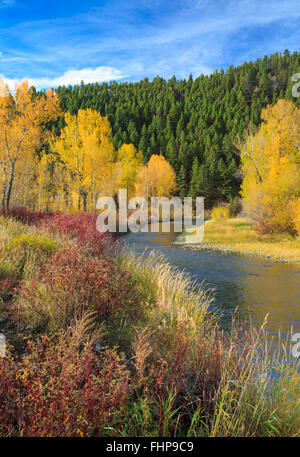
[124, 224, 300, 339]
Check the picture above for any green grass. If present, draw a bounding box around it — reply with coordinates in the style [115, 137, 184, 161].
[9, 233, 58, 255]
[181, 217, 300, 263]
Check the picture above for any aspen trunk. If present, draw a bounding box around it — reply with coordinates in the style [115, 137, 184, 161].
[5, 160, 15, 210]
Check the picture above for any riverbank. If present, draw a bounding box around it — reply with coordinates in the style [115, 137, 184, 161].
[0, 209, 299, 437]
[176, 217, 300, 263]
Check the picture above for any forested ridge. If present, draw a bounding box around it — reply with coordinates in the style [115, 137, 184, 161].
[55, 50, 300, 204]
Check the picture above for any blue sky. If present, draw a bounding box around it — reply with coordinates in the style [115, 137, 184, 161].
[0, 0, 299, 89]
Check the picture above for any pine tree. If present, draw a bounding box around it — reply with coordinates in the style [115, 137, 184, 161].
[54, 51, 300, 205]
[189, 157, 199, 198]
[177, 165, 187, 198]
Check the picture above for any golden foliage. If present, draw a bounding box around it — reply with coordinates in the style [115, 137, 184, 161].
[211, 206, 230, 221]
[51, 109, 116, 211]
[0, 80, 61, 209]
[136, 154, 177, 199]
[239, 100, 300, 235]
[0, 82, 177, 212]
[116, 144, 144, 199]
[289, 198, 300, 236]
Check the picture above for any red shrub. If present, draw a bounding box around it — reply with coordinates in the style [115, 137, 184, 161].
[0, 334, 129, 437]
[0, 207, 56, 225]
[0, 262, 21, 301]
[1, 208, 114, 255]
[15, 245, 140, 331]
[0, 277, 18, 301]
[41, 212, 113, 255]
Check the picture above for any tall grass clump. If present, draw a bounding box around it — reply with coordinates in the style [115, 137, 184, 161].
[206, 326, 300, 437]
[118, 251, 222, 435]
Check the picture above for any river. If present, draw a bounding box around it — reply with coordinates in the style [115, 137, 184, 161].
[123, 223, 300, 339]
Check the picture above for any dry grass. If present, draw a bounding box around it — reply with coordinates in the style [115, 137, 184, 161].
[122, 250, 214, 334]
[193, 217, 300, 263]
[132, 327, 153, 385]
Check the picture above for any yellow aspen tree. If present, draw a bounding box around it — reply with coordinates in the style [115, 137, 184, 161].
[51, 109, 116, 211]
[290, 198, 300, 236]
[136, 154, 177, 199]
[0, 80, 61, 209]
[239, 99, 300, 233]
[116, 143, 144, 199]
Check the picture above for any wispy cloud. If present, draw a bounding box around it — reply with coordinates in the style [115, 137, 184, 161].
[0, 0, 299, 87]
[0, 51, 27, 62]
[0, 66, 127, 89]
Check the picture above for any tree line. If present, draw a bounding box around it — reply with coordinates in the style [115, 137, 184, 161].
[0, 50, 299, 215]
[0, 82, 176, 212]
[55, 50, 300, 205]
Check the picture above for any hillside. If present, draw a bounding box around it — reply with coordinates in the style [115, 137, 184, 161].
[54, 50, 300, 204]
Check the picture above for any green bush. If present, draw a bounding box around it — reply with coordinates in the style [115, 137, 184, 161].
[211, 206, 230, 221]
[9, 234, 58, 255]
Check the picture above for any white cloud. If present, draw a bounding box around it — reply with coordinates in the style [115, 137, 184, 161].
[0, 66, 127, 90]
[1, 0, 299, 83]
